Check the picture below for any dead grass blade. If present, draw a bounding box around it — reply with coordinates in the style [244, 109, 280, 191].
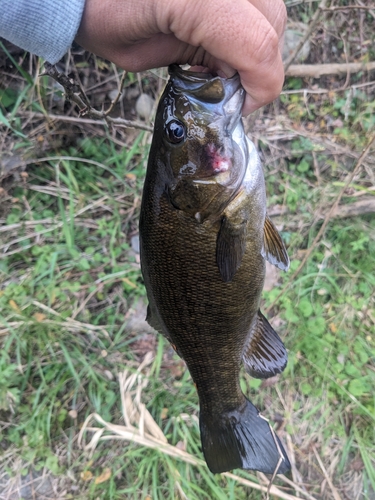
[312, 446, 342, 500]
[78, 354, 313, 500]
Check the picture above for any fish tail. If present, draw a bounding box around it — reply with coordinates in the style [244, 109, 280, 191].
[200, 398, 290, 474]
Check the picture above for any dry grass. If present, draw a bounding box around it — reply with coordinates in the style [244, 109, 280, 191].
[1, 3, 375, 498]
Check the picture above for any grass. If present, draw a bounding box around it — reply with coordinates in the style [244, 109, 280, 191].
[1, 4, 375, 498]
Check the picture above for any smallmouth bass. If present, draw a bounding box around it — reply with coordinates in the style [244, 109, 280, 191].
[139, 65, 291, 474]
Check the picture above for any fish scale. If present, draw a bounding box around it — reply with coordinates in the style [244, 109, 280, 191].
[140, 65, 291, 474]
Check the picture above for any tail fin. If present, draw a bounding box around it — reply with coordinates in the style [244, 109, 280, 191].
[200, 398, 290, 474]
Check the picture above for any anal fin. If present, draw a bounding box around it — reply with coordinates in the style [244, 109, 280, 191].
[243, 311, 287, 379]
[262, 215, 290, 271]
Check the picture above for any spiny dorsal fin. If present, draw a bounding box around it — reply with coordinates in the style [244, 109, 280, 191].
[216, 216, 247, 282]
[243, 310, 287, 379]
[262, 215, 290, 271]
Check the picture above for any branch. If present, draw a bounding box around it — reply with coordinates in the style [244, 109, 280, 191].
[286, 61, 375, 78]
[284, 0, 328, 71]
[322, 5, 375, 11]
[41, 62, 153, 132]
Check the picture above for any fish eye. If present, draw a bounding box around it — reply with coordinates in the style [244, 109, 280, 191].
[166, 120, 185, 144]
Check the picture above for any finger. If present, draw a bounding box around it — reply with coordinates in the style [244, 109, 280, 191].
[164, 0, 286, 114]
[248, 0, 287, 39]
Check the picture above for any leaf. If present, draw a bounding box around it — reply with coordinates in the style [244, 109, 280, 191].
[33, 313, 46, 322]
[297, 159, 310, 173]
[95, 468, 111, 485]
[301, 382, 312, 395]
[45, 454, 60, 474]
[9, 300, 21, 313]
[298, 297, 313, 318]
[81, 470, 93, 481]
[348, 378, 369, 397]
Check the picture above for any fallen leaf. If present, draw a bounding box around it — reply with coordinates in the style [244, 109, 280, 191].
[33, 313, 46, 322]
[160, 408, 169, 419]
[329, 323, 337, 333]
[126, 173, 136, 182]
[9, 300, 21, 313]
[80, 470, 93, 482]
[95, 468, 111, 485]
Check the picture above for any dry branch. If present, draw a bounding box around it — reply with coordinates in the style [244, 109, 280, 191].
[286, 61, 375, 78]
[269, 198, 375, 220]
[20, 111, 153, 131]
[322, 5, 375, 11]
[284, 0, 328, 71]
[330, 198, 375, 219]
[41, 62, 153, 132]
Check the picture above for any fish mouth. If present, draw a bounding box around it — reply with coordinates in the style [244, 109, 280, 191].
[168, 65, 244, 110]
[168, 64, 219, 83]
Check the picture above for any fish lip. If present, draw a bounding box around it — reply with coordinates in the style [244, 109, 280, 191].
[168, 65, 243, 108]
[168, 64, 239, 83]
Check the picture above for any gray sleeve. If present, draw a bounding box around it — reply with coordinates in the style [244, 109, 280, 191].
[1, 0, 86, 63]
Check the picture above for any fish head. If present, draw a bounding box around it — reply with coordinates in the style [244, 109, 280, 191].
[158, 65, 249, 222]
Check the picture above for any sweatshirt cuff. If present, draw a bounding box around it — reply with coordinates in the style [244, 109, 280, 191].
[1, 0, 86, 63]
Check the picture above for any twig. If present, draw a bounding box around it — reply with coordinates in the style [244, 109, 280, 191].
[322, 5, 375, 11]
[265, 133, 375, 315]
[312, 446, 342, 500]
[18, 111, 153, 132]
[286, 61, 375, 78]
[105, 70, 127, 116]
[281, 80, 375, 94]
[279, 474, 317, 500]
[284, 0, 328, 71]
[41, 63, 153, 132]
[357, 0, 375, 19]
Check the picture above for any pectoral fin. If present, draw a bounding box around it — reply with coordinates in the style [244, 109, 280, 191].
[243, 310, 287, 379]
[216, 216, 247, 282]
[262, 215, 290, 271]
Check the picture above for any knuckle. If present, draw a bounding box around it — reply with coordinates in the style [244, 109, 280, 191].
[251, 26, 280, 66]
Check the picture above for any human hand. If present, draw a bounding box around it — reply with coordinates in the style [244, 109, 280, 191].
[76, 0, 286, 115]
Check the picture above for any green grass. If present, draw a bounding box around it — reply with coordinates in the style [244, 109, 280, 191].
[1, 25, 375, 499]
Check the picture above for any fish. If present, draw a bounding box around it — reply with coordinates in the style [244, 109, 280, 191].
[139, 65, 291, 475]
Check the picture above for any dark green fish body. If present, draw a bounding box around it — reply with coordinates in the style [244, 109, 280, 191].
[140, 66, 291, 474]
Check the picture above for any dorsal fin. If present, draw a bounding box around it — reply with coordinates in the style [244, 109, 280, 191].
[243, 311, 287, 379]
[262, 215, 290, 271]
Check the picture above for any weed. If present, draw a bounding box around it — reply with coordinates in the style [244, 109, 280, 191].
[1, 6, 375, 497]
